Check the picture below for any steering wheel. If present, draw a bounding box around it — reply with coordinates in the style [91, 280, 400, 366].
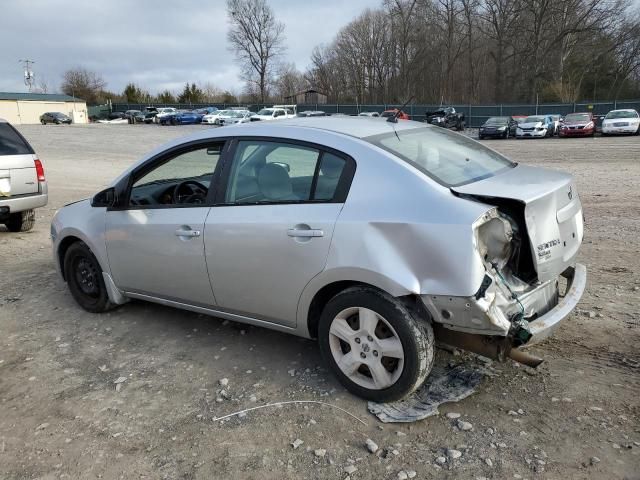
[173, 180, 208, 204]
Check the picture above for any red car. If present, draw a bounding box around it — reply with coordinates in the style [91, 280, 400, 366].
[558, 112, 595, 137]
[381, 108, 411, 120]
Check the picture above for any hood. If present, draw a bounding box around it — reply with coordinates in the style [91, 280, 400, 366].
[562, 119, 591, 126]
[603, 117, 638, 124]
[452, 164, 583, 282]
[518, 121, 543, 128]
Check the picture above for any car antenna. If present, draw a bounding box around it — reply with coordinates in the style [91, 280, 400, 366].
[387, 96, 415, 123]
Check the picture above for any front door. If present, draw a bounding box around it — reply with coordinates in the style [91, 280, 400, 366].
[205, 139, 353, 326]
[106, 142, 224, 306]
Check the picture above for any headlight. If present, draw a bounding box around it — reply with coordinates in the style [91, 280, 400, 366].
[498, 126, 506, 131]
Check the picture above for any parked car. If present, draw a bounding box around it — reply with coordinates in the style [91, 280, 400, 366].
[202, 110, 231, 125]
[169, 110, 206, 125]
[40, 112, 72, 125]
[0, 118, 47, 232]
[601, 109, 640, 135]
[51, 117, 585, 402]
[250, 106, 296, 121]
[515, 115, 555, 138]
[97, 112, 129, 124]
[358, 112, 380, 117]
[298, 110, 330, 117]
[133, 111, 147, 123]
[381, 109, 410, 120]
[558, 112, 595, 137]
[425, 107, 465, 130]
[478, 116, 518, 139]
[547, 114, 563, 135]
[219, 110, 252, 125]
[124, 110, 141, 124]
[154, 108, 178, 124]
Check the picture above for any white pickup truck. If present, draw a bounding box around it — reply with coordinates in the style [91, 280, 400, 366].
[250, 105, 296, 121]
[0, 118, 47, 232]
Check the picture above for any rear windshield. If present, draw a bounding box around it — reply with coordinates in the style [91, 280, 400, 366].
[365, 126, 514, 187]
[0, 123, 33, 155]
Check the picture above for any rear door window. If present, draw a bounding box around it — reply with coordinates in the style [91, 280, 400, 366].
[0, 124, 33, 155]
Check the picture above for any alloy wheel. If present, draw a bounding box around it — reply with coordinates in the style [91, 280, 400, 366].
[328, 307, 404, 390]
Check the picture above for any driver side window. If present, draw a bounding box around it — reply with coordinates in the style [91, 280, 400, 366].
[129, 144, 222, 207]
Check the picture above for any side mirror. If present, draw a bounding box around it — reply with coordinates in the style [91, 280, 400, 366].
[91, 187, 115, 207]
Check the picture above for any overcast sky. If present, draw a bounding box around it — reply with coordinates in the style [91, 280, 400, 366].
[0, 0, 376, 95]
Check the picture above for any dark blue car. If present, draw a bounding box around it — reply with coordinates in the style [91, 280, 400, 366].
[159, 110, 202, 125]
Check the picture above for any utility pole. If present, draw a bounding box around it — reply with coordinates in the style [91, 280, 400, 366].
[19, 59, 36, 92]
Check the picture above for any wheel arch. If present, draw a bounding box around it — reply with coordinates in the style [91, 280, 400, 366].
[300, 268, 424, 339]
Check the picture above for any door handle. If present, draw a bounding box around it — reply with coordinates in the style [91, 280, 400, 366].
[175, 228, 201, 238]
[287, 228, 324, 238]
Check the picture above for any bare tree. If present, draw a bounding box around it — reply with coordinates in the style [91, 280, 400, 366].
[227, 0, 286, 102]
[274, 62, 307, 101]
[61, 68, 107, 104]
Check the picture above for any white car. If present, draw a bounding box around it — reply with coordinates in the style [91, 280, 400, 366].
[154, 108, 177, 124]
[359, 112, 380, 117]
[601, 109, 640, 135]
[219, 110, 252, 126]
[202, 110, 230, 125]
[515, 115, 554, 138]
[250, 107, 295, 121]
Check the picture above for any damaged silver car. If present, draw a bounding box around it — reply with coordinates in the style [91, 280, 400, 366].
[51, 117, 586, 402]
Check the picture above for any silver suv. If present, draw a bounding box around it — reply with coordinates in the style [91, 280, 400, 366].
[0, 118, 48, 232]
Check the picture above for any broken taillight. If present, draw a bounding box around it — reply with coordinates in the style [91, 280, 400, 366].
[34, 159, 45, 182]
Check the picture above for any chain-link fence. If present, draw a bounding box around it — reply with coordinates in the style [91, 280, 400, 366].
[109, 100, 640, 128]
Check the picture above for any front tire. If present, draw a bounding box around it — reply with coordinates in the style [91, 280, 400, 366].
[64, 242, 115, 313]
[5, 209, 35, 232]
[318, 286, 434, 402]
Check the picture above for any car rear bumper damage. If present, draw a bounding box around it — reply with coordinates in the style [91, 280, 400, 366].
[423, 263, 586, 368]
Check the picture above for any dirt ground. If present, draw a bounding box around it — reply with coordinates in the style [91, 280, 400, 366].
[1, 124, 638, 480]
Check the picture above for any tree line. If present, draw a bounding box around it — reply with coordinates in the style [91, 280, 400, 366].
[305, 0, 640, 104]
[55, 0, 640, 105]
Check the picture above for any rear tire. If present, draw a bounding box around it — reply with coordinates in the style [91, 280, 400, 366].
[318, 286, 434, 402]
[64, 242, 115, 313]
[5, 209, 35, 232]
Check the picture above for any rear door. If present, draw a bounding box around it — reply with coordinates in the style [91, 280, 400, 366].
[0, 122, 38, 197]
[204, 139, 355, 326]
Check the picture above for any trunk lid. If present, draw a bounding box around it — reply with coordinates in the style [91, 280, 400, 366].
[452, 164, 583, 282]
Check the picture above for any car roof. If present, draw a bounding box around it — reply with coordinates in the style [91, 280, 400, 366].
[263, 117, 426, 138]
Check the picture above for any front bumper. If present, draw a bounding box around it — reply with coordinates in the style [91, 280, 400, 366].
[523, 263, 586, 346]
[516, 130, 547, 138]
[559, 127, 594, 137]
[602, 125, 638, 134]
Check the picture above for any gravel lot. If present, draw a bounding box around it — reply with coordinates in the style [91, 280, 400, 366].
[1, 124, 639, 479]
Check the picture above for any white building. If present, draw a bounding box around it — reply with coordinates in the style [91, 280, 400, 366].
[0, 92, 88, 125]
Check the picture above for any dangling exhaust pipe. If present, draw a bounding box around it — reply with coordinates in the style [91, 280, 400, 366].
[433, 324, 544, 368]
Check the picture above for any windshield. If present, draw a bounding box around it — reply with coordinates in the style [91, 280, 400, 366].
[524, 116, 544, 123]
[564, 113, 591, 122]
[605, 110, 638, 119]
[229, 111, 248, 117]
[257, 109, 274, 115]
[53, 112, 67, 118]
[366, 126, 514, 187]
[485, 117, 509, 125]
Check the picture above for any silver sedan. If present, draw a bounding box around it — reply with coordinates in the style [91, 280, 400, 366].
[51, 117, 586, 402]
